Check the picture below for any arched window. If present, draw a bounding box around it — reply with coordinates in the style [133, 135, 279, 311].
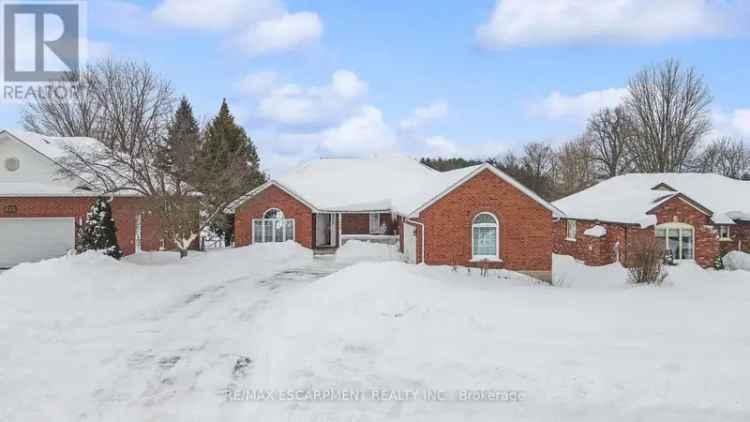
[655, 222, 694, 260]
[254, 208, 294, 243]
[472, 212, 499, 260]
[264, 208, 284, 219]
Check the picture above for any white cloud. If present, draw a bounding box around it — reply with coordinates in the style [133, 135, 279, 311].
[239, 12, 323, 57]
[152, 0, 321, 57]
[530, 88, 627, 120]
[399, 100, 449, 131]
[420, 136, 509, 159]
[238, 71, 278, 95]
[152, 0, 281, 31]
[712, 107, 750, 139]
[477, 0, 741, 49]
[319, 106, 396, 157]
[256, 69, 367, 126]
[330, 70, 368, 99]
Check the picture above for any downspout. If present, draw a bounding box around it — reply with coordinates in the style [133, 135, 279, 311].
[406, 217, 426, 264]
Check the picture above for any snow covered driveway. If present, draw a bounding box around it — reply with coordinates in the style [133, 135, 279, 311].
[0, 244, 350, 421]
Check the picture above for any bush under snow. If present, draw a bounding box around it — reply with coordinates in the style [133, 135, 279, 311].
[723, 251, 750, 272]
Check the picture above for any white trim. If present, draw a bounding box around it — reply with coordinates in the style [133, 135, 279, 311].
[135, 214, 143, 254]
[263, 207, 284, 219]
[369, 212, 381, 234]
[0, 216, 75, 222]
[471, 212, 500, 261]
[227, 180, 320, 213]
[565, 219, 577, 241]
[409, 163, 565, 218]
[655, 222, 695, 260]
[1, 130, 94, 190]
[719, 225, 732, 241]
[406, 218, 425, 264]
[251, 217, 295, 243]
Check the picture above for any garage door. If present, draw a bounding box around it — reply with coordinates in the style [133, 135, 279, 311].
[0, 218, 75, 268]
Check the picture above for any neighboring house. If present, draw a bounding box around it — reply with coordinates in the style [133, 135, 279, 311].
[553, 173, 750, 268]
[0, 130, 164, 268]
[229, 155, 563, 281]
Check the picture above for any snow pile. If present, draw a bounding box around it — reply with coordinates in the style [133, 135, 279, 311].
[583, 224, 607, 238]
[723, 251, 750, 272]
[247, 260, 750, 421]
[336, 240, 403, 262]
[552, 254, 628, 288]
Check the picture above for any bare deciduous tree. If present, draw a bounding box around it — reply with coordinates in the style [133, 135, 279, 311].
[556, 136, 597, 197]
[626, 59, 712, 172]
[22, 60, 263, 257]
[586, 106, 634, 177]
[691, 137, 750, 179]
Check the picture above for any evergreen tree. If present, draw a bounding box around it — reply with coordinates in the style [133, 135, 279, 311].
[77, 197, 123, 259]
[198, 99, 265, 236]
[158, 96, 200, 186]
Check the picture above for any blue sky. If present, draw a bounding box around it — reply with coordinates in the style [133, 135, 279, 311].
[2, 0, 750, 175]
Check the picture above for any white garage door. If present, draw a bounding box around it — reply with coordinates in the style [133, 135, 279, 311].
[403, 222, 417, 264]
[0, 218, 75, 268]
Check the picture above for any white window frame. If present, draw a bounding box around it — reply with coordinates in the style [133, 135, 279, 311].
[719, 225, 731, 241]
[369, 213, 381, 234]
[471, 212, 500, 261]
[263, 208, 284, 220]
[566, 219, 577, 241]
[655, 222, 694, 261]
[252, 208, 295, 244]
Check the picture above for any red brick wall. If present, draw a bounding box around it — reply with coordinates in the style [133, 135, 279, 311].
[234, 185, 314, 249]
[719, 222, 750, 256]
[416, 169, 553, 272]
[553, 219, 626, 266]
[650, 196, 718, 267]
[553, 196, 727, 268]
[341, 213, 395, 235]
[0, 196, 163, 256]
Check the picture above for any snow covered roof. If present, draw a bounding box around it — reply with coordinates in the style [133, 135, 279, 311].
[5, 130, 101, 163]
[553, 173, 750, 226]
[1, 130, 104, 197]
[230, 154, 564, 217]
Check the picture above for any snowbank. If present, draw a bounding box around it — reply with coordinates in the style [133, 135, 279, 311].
[247, 260, 750, 421]
[552, 254, 629, 288]
[723, 251, 750, 272]
[336, 240, 403, 262]
[0, 242, 311, 324]
[583, 224, 607, 238]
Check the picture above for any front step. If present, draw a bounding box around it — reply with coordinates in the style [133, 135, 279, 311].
[314, 248, 337, 256]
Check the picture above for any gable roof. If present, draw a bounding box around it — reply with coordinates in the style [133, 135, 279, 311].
[553, 173, 750, 226]
[1, 130, 102, 196]
[229, 155, 563, 217]
[408, 164, 564, 217]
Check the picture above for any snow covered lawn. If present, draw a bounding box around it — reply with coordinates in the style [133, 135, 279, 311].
[244, 256, 750, 421]
[2, 249, 750, 421]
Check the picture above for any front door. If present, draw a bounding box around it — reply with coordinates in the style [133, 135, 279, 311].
[315, 213, 337, 247]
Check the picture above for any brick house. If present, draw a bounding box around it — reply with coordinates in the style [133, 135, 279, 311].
[552, 173, 750, 268]
[0, 130, 168, 268]
[229, 155, 563, 281]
